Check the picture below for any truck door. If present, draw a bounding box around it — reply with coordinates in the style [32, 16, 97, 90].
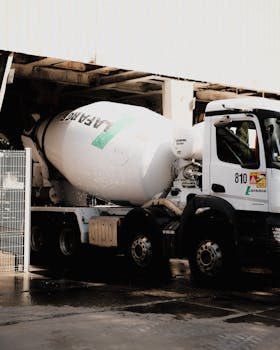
[210, 113, 268, 211]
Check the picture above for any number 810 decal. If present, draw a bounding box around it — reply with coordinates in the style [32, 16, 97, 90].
[235, 172, 248, 184]
[235, 172, 267, 188]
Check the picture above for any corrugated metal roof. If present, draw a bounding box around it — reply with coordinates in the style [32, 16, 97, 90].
[0, 0, 279, 93]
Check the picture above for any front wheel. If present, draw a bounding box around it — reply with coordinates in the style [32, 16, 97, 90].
[188, 232, 238, 286]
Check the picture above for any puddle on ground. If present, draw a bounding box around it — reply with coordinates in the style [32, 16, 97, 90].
[226, 314, 280, 327]
[123, 300, 234, 318]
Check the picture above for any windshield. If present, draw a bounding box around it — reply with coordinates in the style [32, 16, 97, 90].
[261, 114, 280, 169]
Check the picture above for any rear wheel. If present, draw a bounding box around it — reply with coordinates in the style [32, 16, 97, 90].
[31, 225, 46, 253]
[127, 229, 168, 275]
[130, 233, 153, 269]
[59, 227, 81, 257]
[0, 132, 14, 150]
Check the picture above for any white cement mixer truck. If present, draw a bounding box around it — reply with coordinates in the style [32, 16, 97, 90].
[23, 98, 280, 284]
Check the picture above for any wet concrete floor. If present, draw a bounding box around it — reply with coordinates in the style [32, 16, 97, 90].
[0, 249, 280, 349]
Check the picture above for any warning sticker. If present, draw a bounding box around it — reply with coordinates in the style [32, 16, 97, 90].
[249, 172, 266, 188]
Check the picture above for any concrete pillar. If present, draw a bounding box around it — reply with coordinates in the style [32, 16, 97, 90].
[162, 79, 194, 128]
[0, 52, 13, 112]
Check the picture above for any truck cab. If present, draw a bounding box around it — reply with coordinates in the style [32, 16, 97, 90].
[202, 98, 280, 213]
[173, 98, 280, 284]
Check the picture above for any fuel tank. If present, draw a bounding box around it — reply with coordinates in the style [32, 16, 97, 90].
[36, 101, 175, 205]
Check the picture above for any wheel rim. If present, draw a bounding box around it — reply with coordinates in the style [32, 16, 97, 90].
[196, 240, 223, 276]
[131, 234, 153, 268]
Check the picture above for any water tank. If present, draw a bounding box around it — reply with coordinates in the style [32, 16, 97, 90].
[172, 121, 204, 160]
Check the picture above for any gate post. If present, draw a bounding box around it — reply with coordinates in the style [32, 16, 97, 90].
[24, 148, 32, 272]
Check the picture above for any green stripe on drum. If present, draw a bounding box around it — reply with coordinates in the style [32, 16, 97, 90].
[92, 115, 135, 149]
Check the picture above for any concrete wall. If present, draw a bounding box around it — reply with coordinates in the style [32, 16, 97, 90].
[0, 0, 279, 93]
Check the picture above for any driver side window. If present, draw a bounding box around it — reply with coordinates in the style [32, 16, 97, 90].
[216, 120, 259, 168]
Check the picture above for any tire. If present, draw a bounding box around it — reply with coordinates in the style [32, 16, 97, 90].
[188, 228, 238, 286]
[58, 227, 81, 257]
[31, 225, 46, 253]
[127, 228, 168, 275]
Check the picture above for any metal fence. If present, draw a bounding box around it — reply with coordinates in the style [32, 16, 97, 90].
[0, 149, 31, 272]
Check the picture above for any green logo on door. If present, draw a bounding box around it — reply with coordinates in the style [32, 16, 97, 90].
[245, 186, 251, 195]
